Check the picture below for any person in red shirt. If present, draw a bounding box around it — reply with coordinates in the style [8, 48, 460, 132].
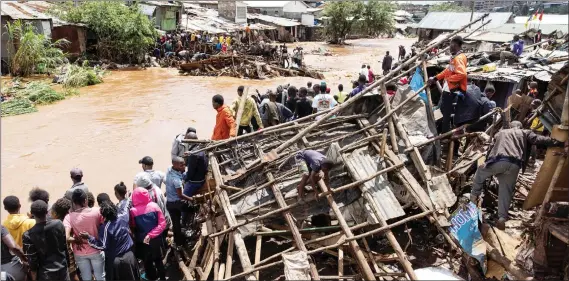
[211, 95, 236, 140]
[428, 36, 467, 133]
[367, 65, 374, 83]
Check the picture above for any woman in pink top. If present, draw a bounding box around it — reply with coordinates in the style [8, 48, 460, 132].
[64, 189, 105, 281]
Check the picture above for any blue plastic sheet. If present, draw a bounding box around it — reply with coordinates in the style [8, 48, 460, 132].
[410, 67, 427, 103]
[449, 202, 487, 273]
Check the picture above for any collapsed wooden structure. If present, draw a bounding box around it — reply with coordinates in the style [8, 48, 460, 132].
[171, 14, 545, 280]
[179, 55, 324, 80]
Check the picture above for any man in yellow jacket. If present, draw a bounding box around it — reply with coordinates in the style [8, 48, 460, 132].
[429, 36, 468, 134]
[231, 86, 264, 135]
[2, 196, 35, 246]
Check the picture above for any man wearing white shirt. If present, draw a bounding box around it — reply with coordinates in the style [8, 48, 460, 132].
[312, 83, 338, 120]
[359, 64, 369, 82]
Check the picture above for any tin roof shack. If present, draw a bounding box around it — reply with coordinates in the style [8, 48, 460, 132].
[248, 13, 304, 42]
[140, 1, 183, 32]
[0, 1, 52, 65]
[416, 12, 513, 41]
[244, 1, 310, 20]
[51, 23, 87, 57]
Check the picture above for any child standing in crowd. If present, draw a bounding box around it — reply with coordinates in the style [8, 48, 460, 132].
[2, 196, 35, 247]
[51, 198, 79, 281]
[130, 187, 167, 281]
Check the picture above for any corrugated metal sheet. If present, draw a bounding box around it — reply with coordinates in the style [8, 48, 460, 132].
[417, 12, 512, 31]
[248, 13, 301, 27]
[465, 30, 513, 43]
[0, 1, 51, 20]
[489, 23, 568, 35]
[514, 14, 569, 25]
[244, 1, 309, 8]
[139, 4, 157, 16]
[343, 148, 405, 221]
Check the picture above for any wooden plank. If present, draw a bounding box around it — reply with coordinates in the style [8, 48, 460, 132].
[209, 154, 257, 280]
[224, 233, 235, 279]
[254, 236, 262, 279]
[380, 84, 399, 153]
[338, 246, 344, 281]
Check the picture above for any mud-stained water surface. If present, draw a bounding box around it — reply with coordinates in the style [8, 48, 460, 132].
[1, 38, 414, 218]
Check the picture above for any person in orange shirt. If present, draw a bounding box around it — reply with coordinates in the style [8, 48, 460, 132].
[211, 95, 236, 140]
[428, 36, 467, 134]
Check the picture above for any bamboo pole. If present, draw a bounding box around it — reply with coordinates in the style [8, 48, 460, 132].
[422, 59, 441, 165]
[209, 154, 257, 280]
[446, 141, 455, 172]
[174, 247, 192, 280]
[266, 14, 490, 158]
[338, 246, 344, 281]
[315, 180, 377, 280]
[224, 234, 234, 279]
[213, 230, 221, 281]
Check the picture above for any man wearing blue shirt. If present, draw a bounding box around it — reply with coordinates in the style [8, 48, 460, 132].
[500, 35, 524, 65]
[165, 156, 193, 248]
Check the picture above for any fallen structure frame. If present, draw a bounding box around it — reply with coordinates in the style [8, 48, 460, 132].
[171, 14, 536, 281]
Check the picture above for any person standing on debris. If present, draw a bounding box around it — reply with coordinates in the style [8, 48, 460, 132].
[335, 84, 347, 103]
[528, 81, 539, 98]
[398, 45, 406, 61]
[212, 94, 236, 140]
[185, 132, 208, 198]
[346, 74, 368, 101]
[367, 65, 375, 83]
[534, 29, 542, 50]
[172, 127, 197, 159]
[295, 150, 335, 201]
[81, 201, 140, 281]
[500, 35, 524, 65]
[470, 121, 567, 230]
[231, 86, 264, 136]
[428, 36, 467, 134]
[312, 83, 338, 119]
[359, 64, 369, 82]
[286, 86, 298, 112]
[294, 87, 313, 119]
[382, 51, 393, 75]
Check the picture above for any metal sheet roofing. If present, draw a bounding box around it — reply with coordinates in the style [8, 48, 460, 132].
[514, 14, 569, 25]
[489, 23, 568, 35]
[139, 4, 157, 16]
[248, 13, 301, 27]
[417, 12, 513, 31]
[244, 1, 308, 8]
[463, 30, 513, 43]
[0, 1, 51, 20]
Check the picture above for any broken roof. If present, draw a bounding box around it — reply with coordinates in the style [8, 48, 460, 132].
[141, 1, 181, 7]
[248, 13, 301, 27]
[417, 12, 512, 31]
[489, 23, 568, 36]
[243, 1, 309, 8]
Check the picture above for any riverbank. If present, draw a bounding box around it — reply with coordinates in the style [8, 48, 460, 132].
[1, 38, 415, 220]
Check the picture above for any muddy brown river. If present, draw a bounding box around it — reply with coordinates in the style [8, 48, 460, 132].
[1, 38, 414, 218]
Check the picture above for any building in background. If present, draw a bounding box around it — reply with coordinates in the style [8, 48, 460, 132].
[218, 0, 247, 23]
[139, 1, 183, 31]
[244, 1, 310, 20]
[416, 12, 514, 41]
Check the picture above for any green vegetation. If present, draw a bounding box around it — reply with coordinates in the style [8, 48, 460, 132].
[1, 80, 81, 117]
[324, 1, 395, 44]
[60, 62, 105, 88]
[1, 99, 37, 117]
[51, 1, 157, 63]
[5, 20, 68, 77]
[428, 2, 471, 12]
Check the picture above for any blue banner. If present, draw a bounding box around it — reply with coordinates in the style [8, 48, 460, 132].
[410, 67, 427, 103]
[449, 202, 487, 273]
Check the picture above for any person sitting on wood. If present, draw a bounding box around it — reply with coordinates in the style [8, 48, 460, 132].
[470, 121, 567, 230]
[295, 150, 334, 201]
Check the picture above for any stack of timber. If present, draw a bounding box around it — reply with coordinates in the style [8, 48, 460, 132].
[178, 55, 324, 80]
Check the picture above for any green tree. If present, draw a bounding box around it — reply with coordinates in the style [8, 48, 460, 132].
[361, 0, 395, 37]
[5, 20, 68, 77]
[428, 2, 470, 12]
[324, 1, 365, 44]
[51, 1, 157, 63]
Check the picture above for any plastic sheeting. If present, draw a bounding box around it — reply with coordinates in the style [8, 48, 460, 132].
[282, 251, 310, 280]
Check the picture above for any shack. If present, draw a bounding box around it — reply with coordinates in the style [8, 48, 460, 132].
[140, 1, 183, 32]
[0, 1, 52, 65]
[247, 13, 304, 42]
[416, 12, 513, 41]
[244, 1, 310, 20]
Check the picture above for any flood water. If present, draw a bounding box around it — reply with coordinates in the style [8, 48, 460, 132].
[1, 38, 414, 218]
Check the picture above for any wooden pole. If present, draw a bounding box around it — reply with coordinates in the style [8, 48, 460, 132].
[535, 156, 566, 223]
[268, 14, 490, 157]
[446, 140, 455, 172]
[254, 235, 262, 279]
[315, 180, 377, 281]
[224, 233, 234, 279]
[380, 83, 399, 153]
[174, 246, 193, 280]
[422, 59, 440, 165]
[338, 246, 344, 281]
[209, 154, 257, 280]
